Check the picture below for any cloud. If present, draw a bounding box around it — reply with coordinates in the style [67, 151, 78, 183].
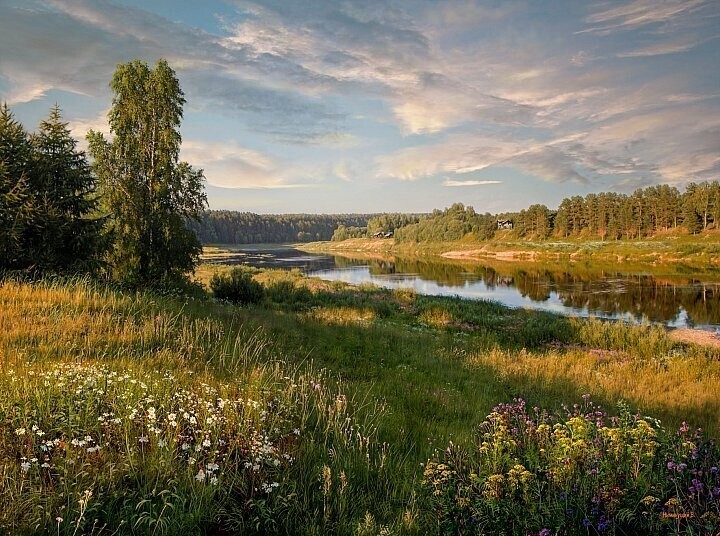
[60, 114, 109, 154]
[223, 0, 431, 94]
[223, 183, 318, 190]
[616, 35, 718, 57]
[582, 0, 709, 34]
[184, 68, 346, 144]
[1, 0, 718, 208]
[0, 0, 350, 142]
[443, 179, 501, 187]
[583, 104, 720, 182]
[180, 140, 316, 189]
[376, 133, 592, 184]
[332, 160, 356, 182]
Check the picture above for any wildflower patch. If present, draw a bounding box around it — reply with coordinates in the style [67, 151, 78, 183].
[423, 397, 720, 535]
[1, 362, 298, 532]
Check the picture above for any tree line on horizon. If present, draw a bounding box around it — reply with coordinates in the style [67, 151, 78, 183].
[509, 182, 720, 240]
[0, 59, 206, 287]
[189, 181, 719, 246]
[188, 211, 373, 244]
[348, 182, 719, 243]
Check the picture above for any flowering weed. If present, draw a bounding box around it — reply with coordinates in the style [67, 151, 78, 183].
[423, 397, 719, 535]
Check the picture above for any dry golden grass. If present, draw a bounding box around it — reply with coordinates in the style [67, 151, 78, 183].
[470, 345, 720, 433]
[418, 306, 453, 327]
[302, 306, 377, 326]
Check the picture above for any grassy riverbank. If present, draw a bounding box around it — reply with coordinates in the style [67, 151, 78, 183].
[2, 273, 719, 534]
[300, 229, 720, 269]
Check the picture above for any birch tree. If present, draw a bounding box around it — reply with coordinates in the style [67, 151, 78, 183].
[88, 59, 206, 285]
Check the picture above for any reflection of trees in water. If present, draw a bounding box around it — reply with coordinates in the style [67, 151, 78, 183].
[553, 278, 719, 325]
[334, 255, 720, 325]
[511, 271, 719, 325]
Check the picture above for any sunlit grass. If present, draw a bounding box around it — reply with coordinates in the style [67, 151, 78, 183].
[469, 341, 720, 435]
[303, 306, 377, 326]
[0, 278, 402, 534]
[1, 273, 717, 533]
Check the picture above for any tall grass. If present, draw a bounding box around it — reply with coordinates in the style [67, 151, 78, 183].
[1, 274, 717, 533]
[0, 278, 408, 534]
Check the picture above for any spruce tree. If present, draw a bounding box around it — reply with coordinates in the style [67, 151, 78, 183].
[0, 104, 34, 269]
[30, 105, 104, 272]
[88, 59, 206, 286]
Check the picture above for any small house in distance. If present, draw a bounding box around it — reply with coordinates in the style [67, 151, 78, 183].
[497, 219, 513, 230]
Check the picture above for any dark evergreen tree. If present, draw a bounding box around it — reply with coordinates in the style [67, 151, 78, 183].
[0, 104, 34, 269]
[683, 183, 704, 234]
[29, 105, 104, 272]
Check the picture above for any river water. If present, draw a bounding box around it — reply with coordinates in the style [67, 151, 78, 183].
[204, 245, 720, 331]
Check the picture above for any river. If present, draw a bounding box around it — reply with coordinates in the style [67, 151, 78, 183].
[203, 244, 720, 331]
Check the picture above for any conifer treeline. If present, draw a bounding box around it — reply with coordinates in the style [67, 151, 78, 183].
[393, 182, 719, 243]
[1, 59, 206, 285]
[507, 182, 719, 239]
[188, 211, 374, 244]
[0, 104, 104, 272]
[191, 181, 719, 246]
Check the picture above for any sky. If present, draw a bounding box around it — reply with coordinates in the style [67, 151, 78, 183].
[1, 0, 718, 214]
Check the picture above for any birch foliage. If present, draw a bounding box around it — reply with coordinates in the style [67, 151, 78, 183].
[88, 59, 206, 285]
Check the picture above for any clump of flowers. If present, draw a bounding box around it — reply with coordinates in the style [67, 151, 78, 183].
[422, 397, 719, 535]
[2, 362, 305, 532]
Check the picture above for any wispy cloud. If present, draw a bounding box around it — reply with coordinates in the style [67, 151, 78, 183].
[582, 0, 709, 34]
[0, 0, 349, 142]
[181, 140, 319, 189]
[617, 35, 718, 57]
[443, 179, 501, 187]
[225, 183, 319, 190]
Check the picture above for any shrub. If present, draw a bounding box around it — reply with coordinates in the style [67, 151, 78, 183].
[210, 268, 264, 304]
[266, 279, 297, 303]
[266, 279, 314, 306]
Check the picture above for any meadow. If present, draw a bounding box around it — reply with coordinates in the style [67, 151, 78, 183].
[1, 269, 718, 534]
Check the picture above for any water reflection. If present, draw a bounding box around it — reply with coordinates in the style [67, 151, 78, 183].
[203, 246, 720, 330]
[320, 257, 720, 330]
[204, 245, 337, 272]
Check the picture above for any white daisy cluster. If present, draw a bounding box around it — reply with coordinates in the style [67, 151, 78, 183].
[6, 362, 300, 496]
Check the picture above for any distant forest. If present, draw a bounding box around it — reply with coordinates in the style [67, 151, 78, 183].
[187, 211, 375, 243]
[392, 181, 719, 243]
[192, 181, 719, 244]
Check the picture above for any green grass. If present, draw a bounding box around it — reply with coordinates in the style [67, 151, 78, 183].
[1, 271, 718, 534]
